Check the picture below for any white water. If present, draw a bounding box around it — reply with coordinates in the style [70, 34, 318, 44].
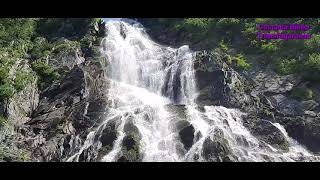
[67, 19, 319, 162]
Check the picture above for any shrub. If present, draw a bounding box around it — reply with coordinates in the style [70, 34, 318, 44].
[0, 83, 15, 100]
[0, 67, 10, 84]
[29, 37, 52, 59]
[183, 18, 213, 30]
[216, 18, 240, 28]
[36, 18, 100, 40]
[52, 40, 80, 54]
[14, 71, 34, 92]
[0, 115, 8, 127]
[218, 40, 229, 52]
[273, 58, 298, 75]
[80, 35, 94, 49]
[261, 42, 280, 53]
[233, 54, 251, 71]
[31, 60, 60, 89]
[305, 34, 320, 51]
[254, 18, 274, 24]
[305, 53, 320, 70]
[302, 53, 320, 81]
[291, 87, 314, 101]
[242, 22, 260, 48]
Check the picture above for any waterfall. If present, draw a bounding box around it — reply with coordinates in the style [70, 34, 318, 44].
[67, 19, 319, 162]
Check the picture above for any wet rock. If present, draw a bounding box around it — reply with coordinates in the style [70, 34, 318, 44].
[99, 118, 119, 147]
[123, 118, 141, 140]
[117, 117, 142, 162]
[202, 128, 233, 162]
[96, 145, 112, 161]
[268, 94, 303, 116]
[301, 100, 319, 111]
[118, 133, 141, 162]
[165, 104, 187, 119]
[117, 148, 140, 162]
[194, 50, 252, 111]
[177, 121, 195, 150]
[280, 116, 320, 153]
[243, 114, 289, 152]
[78, 145, 97, 162]
[27, 55, 108, 161]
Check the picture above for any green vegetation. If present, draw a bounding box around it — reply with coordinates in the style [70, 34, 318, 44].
[0, 18, 103, 98]
[0, 83, 15, 100]
[36, 18, 101, 41]
[291, 87, 314, 101]
[273, 58, 298, 75]
[0, 145, 31, 162]
[52, 40, 80, 54]
[218, 40, 229, 53]
[0, 115, 8, 127]
[233, 54, 251, 71]
[0, 18, 103, 162]
[147, 18, 320, 81]
[31, 60, 60, 90]
[14, 72, 35, 91]
[302, 53, 320, 82]
[305, 34, 320, 51]
[29, 37, 52, 59]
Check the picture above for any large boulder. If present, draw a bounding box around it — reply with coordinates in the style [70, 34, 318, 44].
[176, 120, 195, 151]
[194, 50, 253, 112]
[99, 117, 119, 147]
[201, 128, 234, 162]
[243, 114, 289, 152]
[117, 115, 142, 162]
[279, 116, 320, 153]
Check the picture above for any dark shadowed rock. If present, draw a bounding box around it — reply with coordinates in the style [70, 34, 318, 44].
[243, 114, 289, 152]
[99, 118, 119, 147]
[202, 128, 234, 162]
[280, 116, 320, 152]
[178, 122, 195, 150]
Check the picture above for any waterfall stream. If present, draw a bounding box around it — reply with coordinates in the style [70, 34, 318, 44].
[67, 19, 319, 162]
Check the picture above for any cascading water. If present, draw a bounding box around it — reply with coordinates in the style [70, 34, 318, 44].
[67, 19, 319, 162]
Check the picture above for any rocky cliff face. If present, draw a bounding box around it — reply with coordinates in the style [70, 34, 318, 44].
[0, 49, 109, 162]
[0, 19, 109, 161]
[192, 50, 320, 153]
